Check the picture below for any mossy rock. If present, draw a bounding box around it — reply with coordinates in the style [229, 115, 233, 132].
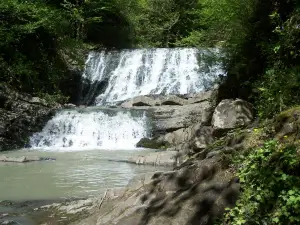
[136, 138, 170, 149]
[274, 106, 300, 139]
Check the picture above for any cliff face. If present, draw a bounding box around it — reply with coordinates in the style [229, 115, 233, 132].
[0, 84, 59, 151]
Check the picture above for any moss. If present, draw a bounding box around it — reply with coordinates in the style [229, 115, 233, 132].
[276, 105, 300, 121]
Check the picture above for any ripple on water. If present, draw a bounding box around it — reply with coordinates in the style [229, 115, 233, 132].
[0, 149, 163, 201]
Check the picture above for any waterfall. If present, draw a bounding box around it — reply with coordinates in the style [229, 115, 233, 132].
[29, 108, 149, 151]
[30, 48, 223, 151]
[82, 48, 223, 105]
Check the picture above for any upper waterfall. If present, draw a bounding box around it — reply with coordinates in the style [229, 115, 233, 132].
[81, 48, 223, 105]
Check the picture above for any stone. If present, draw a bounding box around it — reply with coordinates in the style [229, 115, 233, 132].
[64, 103, 77, 109]
[212, 99, 253, 131]
[30, 97, 48, 106]
[121, 96, 157, 108]
[0, 155, 56, 163]
[193, 126, 215, 151]
[136, 138, 169, 149]
[127, 151, 182, 167]
[160, 95, 187, 106]
[150, 100, 214, 133]
[186, 90, 216, 104]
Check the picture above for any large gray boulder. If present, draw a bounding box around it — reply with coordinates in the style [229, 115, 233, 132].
[160, 124, 215, 153]
[151, 100, 214, 133]
[212, 99, 253, 131]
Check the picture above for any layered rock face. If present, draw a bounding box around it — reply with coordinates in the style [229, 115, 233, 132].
[121, 90, 217, 135]
[123, 90, 254, 157]
[0, 84, 58, 151]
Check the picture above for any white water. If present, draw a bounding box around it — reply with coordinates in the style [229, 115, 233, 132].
[83, 48, 223, 105]
[29, 109, 149, 151]
[30, 48, 223, 150]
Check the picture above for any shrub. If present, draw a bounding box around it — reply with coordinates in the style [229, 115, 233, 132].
[221, 140, 300, 224]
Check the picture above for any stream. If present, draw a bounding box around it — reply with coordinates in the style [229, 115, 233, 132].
[0, 149, 162, 201]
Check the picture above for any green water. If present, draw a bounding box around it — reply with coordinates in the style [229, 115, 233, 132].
[0, 149, 162, 201]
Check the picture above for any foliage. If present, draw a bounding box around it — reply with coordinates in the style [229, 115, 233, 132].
[0, 0, 80, 95]
[218, 0, 300, 118]
[256, 66, 300, 118]
[221, 140, 300, 225]
[38, 92, 70, 106]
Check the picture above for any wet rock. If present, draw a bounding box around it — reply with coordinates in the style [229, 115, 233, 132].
[127, 151, 182, 167]
[136, 138, 169, 149]
[212, 99, 253, 133]
[0, 155, 56, 163]
[121, 96, 158, 108]
[64, 103, 77, 109]
[1, 220, 15, 225]
[160, 95, 187, 106]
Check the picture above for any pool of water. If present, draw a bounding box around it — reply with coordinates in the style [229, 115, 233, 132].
[0, 149, 162, 201]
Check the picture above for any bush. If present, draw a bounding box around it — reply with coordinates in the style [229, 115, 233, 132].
[221, 140, 300, 224]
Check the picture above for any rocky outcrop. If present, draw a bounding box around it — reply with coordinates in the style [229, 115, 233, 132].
[122, 90, 217, 136]
[150, 101, 214, 133]
[0, 84, 59, 151]
[212, 99, 253, 132]
[149, 98, 253, 155]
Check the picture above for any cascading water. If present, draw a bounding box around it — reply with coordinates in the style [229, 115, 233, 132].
[30, 108, 149, 150]
[82, 48, 223, 105]
[30, 48, 223, 150]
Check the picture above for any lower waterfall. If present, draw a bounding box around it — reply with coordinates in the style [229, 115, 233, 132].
[29, 108, 149, 151]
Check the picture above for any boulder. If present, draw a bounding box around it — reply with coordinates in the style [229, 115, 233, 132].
[212, 99, 253, 132]
[64, 103, 77, 109]
[136, 138, 169, 149]
[30, 97, 48, 106]
[151, 100, 214, 133]
[193, 126, 215, 151]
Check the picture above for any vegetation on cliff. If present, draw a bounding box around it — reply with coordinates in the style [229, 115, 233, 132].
[216, 107, 300, 225]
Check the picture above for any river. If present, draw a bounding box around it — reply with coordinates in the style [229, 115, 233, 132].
[0, 149, 162, 201]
